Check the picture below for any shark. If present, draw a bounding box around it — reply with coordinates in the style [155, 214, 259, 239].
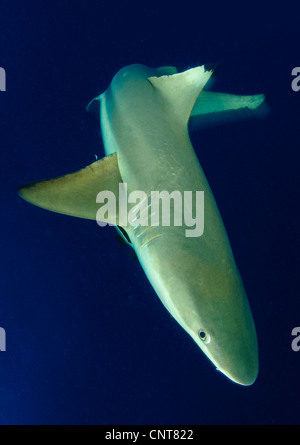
[18, 63, 265, 385]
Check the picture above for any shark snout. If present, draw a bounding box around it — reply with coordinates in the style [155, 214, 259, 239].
[214, 338, 259, 386]
[217, 360, 258, 386]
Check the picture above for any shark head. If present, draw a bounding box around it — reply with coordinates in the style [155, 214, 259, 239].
[142, 241, 259, 386]
[188, 280, 259, 387]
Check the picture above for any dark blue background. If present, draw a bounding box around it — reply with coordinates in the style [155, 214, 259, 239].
[0, 0, 299, 425]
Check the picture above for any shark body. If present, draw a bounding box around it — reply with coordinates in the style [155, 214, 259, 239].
[19, 63, 264, 385]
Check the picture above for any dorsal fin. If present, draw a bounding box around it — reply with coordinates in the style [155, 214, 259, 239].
[148, 65, 213, 125]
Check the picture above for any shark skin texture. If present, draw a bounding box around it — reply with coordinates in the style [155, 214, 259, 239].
[18, 64, 265, 385]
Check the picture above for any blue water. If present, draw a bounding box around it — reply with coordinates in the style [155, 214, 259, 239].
[0, 1, 299, 425]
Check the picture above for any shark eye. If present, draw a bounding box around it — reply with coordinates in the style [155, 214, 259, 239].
[198, 329, 211, 344]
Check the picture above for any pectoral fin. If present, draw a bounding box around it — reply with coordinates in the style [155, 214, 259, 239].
[86, 94, 102, 120]
[189, 90, 266, 129]
[191, 91, 265, 116]
[154, 66, 178, 76]
[18, 153, 122, 225]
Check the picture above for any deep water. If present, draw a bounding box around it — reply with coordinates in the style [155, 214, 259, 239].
[0, 1, 299, 425]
